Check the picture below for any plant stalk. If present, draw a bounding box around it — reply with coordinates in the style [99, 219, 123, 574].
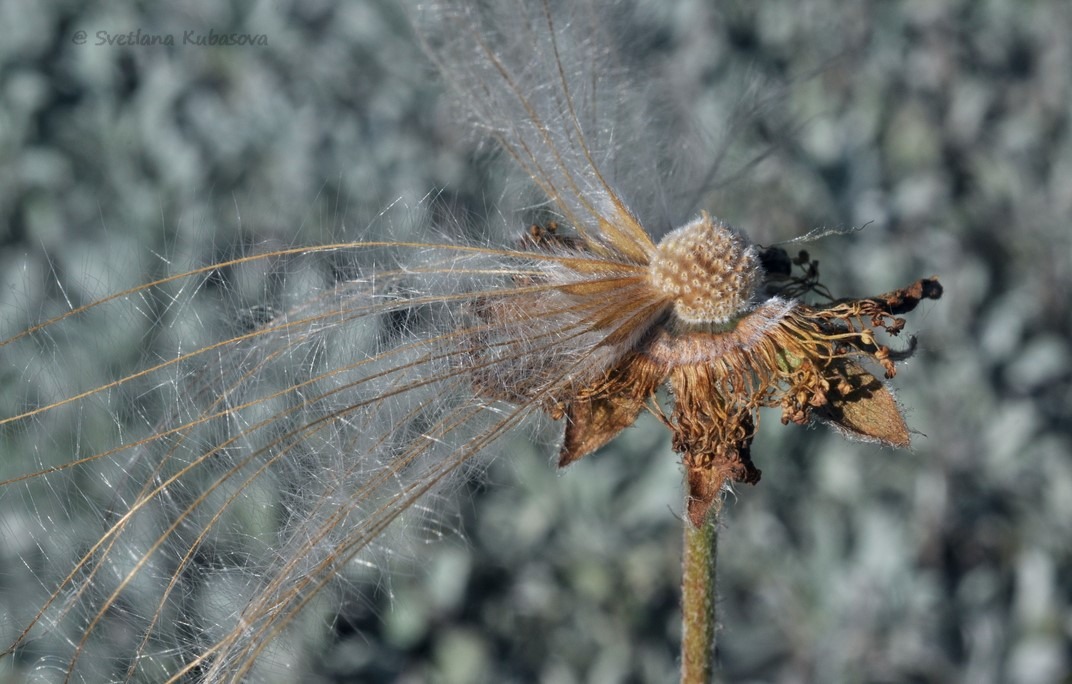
[681, 503, 719, 684]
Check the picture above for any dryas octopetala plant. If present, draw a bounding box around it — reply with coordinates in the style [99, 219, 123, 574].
[0, 0, 941, 681]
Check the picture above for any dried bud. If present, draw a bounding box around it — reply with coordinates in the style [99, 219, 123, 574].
[649, 211, 762, 325]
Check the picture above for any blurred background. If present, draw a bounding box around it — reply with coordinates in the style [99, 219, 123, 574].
[0, 0, 1069, 682]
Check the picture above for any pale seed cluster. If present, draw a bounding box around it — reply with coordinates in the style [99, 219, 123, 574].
[648, 211, 762, 325]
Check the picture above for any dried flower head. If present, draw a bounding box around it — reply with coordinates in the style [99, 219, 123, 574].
[479, 211, 941, 526]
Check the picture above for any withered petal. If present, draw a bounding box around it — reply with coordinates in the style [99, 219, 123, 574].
[814, 359, 911, 448]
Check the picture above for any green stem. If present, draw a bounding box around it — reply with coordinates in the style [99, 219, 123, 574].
[681, 504, 719, 684]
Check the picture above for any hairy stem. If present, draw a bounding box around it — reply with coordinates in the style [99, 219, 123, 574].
[681, 501, 720, 684]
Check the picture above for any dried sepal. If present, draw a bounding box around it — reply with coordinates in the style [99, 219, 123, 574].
[814, 359, 911, 447]
[556, 353, 665, 466]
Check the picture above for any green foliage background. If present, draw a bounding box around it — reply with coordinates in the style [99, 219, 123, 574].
[1, 0, 1069, 682]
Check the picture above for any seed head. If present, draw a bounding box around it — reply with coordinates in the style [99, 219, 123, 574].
[649, 211, 762, 325]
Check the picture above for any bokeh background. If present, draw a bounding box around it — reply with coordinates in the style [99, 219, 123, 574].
[1, 0, 1069, 682]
